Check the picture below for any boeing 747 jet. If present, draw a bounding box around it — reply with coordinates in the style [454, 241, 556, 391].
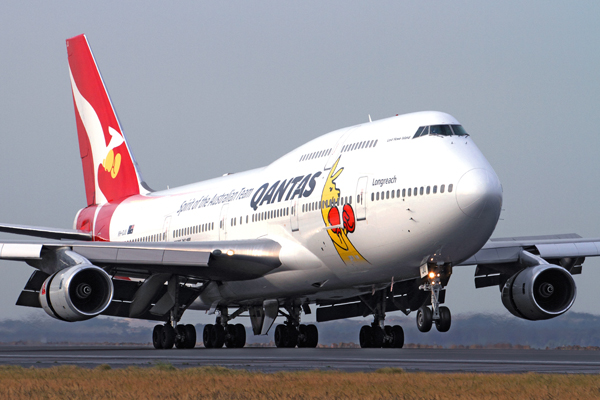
[0, 34, 596, 349]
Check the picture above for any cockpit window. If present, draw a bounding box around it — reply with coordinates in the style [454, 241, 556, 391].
[413, 124, 469, 139]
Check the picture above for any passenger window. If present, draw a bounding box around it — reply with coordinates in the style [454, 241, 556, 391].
[386, 191, 389, 199]
[414, 187, 418, 196]
[420, 187, 424, 195]
[426, 186, 430, 195]
[376, 192, 380, 201]
[408, 188, 412, 196]
[449, 184, 453, 193]
[391, 190, 395, 199]
[402, 189, 406, 197]
[371, 193, 374, 201]
[349, 196, 352, 204]
[441, 184, 445, 193]
[373, 140, 378, 147]
[433, 185, 437, 194]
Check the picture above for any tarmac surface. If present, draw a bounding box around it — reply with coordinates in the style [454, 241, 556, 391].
[0, 345, 599, 373]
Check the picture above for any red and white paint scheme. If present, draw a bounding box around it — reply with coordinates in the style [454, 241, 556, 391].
[0, 34, 597, 350]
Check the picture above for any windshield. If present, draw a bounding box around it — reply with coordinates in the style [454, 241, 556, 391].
[413, 124, 469, 139]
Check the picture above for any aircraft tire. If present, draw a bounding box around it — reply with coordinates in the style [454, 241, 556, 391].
[203, 324, 214, 348]
[152, 325, 164, 349]
[161, 324, 175, 349]
[297, 324, 307, 348]
[391, 325, 404, 348]
[224, 325, 237, 348]
[234, 324, 246, 348]
[359, 325, 373, 348]
[305, 324, 318, 348]
[416, 307, 433, 332]
[372, 326, 384, 348]
[383, 326, 393, 348]
[435, 306, 452, 332]
[286, 326, 298, 348]
[184, 324, 196, 348]
[211, 324, 225, 348]
[274, 324, 287, 348]
[174, 325, 187, 349]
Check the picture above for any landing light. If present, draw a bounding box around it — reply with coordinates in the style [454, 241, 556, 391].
[428, 272, 436, 279]
[226, 250, 235, 256]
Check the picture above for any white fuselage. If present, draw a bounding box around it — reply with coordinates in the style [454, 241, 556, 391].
[86, 111, 503, 307]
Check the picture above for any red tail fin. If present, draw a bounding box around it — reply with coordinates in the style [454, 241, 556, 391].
[66, 34, 145, 205]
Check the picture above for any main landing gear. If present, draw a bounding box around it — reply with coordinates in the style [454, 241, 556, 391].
[358, 290, 404, 348]
[274, 304, 318, 348]
[416, 265, 452, 333]
[152, 323, 197, 349]
[202, 307, 247, 348]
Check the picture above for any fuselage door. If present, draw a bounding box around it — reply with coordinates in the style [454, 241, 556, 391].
[219, 204, 229, 240]
[290, 199, 299, 232]
[355, 176, 368, 221]
[162, 216, 171, 241]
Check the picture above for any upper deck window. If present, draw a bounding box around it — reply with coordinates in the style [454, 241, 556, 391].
[413, 124, 469, 139]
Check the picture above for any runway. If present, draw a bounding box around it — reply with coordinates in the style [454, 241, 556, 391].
[0, 346, 599, 373]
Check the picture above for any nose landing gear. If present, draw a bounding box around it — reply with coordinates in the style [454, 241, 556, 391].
[417, 264, 452, 333]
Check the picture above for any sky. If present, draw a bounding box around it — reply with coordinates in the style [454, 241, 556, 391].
[0, 1, 599, 328]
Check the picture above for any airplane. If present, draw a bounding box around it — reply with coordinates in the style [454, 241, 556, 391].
[0, 33, 596, 350]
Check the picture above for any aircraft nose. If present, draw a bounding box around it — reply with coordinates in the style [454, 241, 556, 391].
[456, 168, 502, 219]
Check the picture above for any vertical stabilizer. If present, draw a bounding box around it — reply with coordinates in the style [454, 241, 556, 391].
[66, 34, 147, 205]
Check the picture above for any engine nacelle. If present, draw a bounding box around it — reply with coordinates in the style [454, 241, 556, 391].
[501, 264, 576, 321]
[39, 264, 114, 322]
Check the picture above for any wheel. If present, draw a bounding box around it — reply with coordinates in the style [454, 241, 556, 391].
[416, 306, 433, 332]
[234, 324, 246, 348]
[359, 325, 373, 348]
[371, 326, 384, 348]
[203, 324, 214, 348]
[391, 325, 404, 348]
[225, 325, 237, 348]
[274, 324, 287, 348]
[383, 326, 393, 348]
[297, 324, 307, 348]
[305, 324, 318, 348]
[435, 306, 452, 333]
[175, 325, 187, 349]
[285, 326, 298, 348]
[160, 324, 175, 349]
[184, 324, 196, 348]
[152, 325, 163, 349]
[211, 324, 225, 348]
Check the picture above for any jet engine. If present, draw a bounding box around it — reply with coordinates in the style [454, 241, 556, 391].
[39, 264, 114, 322]
[501, 264, 576, 321]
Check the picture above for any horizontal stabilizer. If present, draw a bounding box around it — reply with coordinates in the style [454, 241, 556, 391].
[0, 223, 92, 241]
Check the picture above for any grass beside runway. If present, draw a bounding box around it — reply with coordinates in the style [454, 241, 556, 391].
[0, 364, 599, 399]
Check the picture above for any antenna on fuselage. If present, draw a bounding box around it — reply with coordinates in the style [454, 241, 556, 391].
[368, 114, 372, 122]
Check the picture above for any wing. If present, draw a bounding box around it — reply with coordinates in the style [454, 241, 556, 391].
[0, 238, 282, 281]
[458, 233, 600, 289]
[1, 236, 282, 322]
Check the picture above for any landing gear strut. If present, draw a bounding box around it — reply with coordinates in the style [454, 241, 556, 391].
[358, 290, 404, 348]
[417, 265, 452, 333]
[274, 303, 318, 348]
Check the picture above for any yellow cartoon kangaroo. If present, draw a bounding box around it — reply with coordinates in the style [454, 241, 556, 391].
[321, 157, 368, 265]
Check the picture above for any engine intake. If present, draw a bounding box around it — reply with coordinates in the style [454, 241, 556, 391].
[39, 264, 114, 322]
[501, 264, 576, 321]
